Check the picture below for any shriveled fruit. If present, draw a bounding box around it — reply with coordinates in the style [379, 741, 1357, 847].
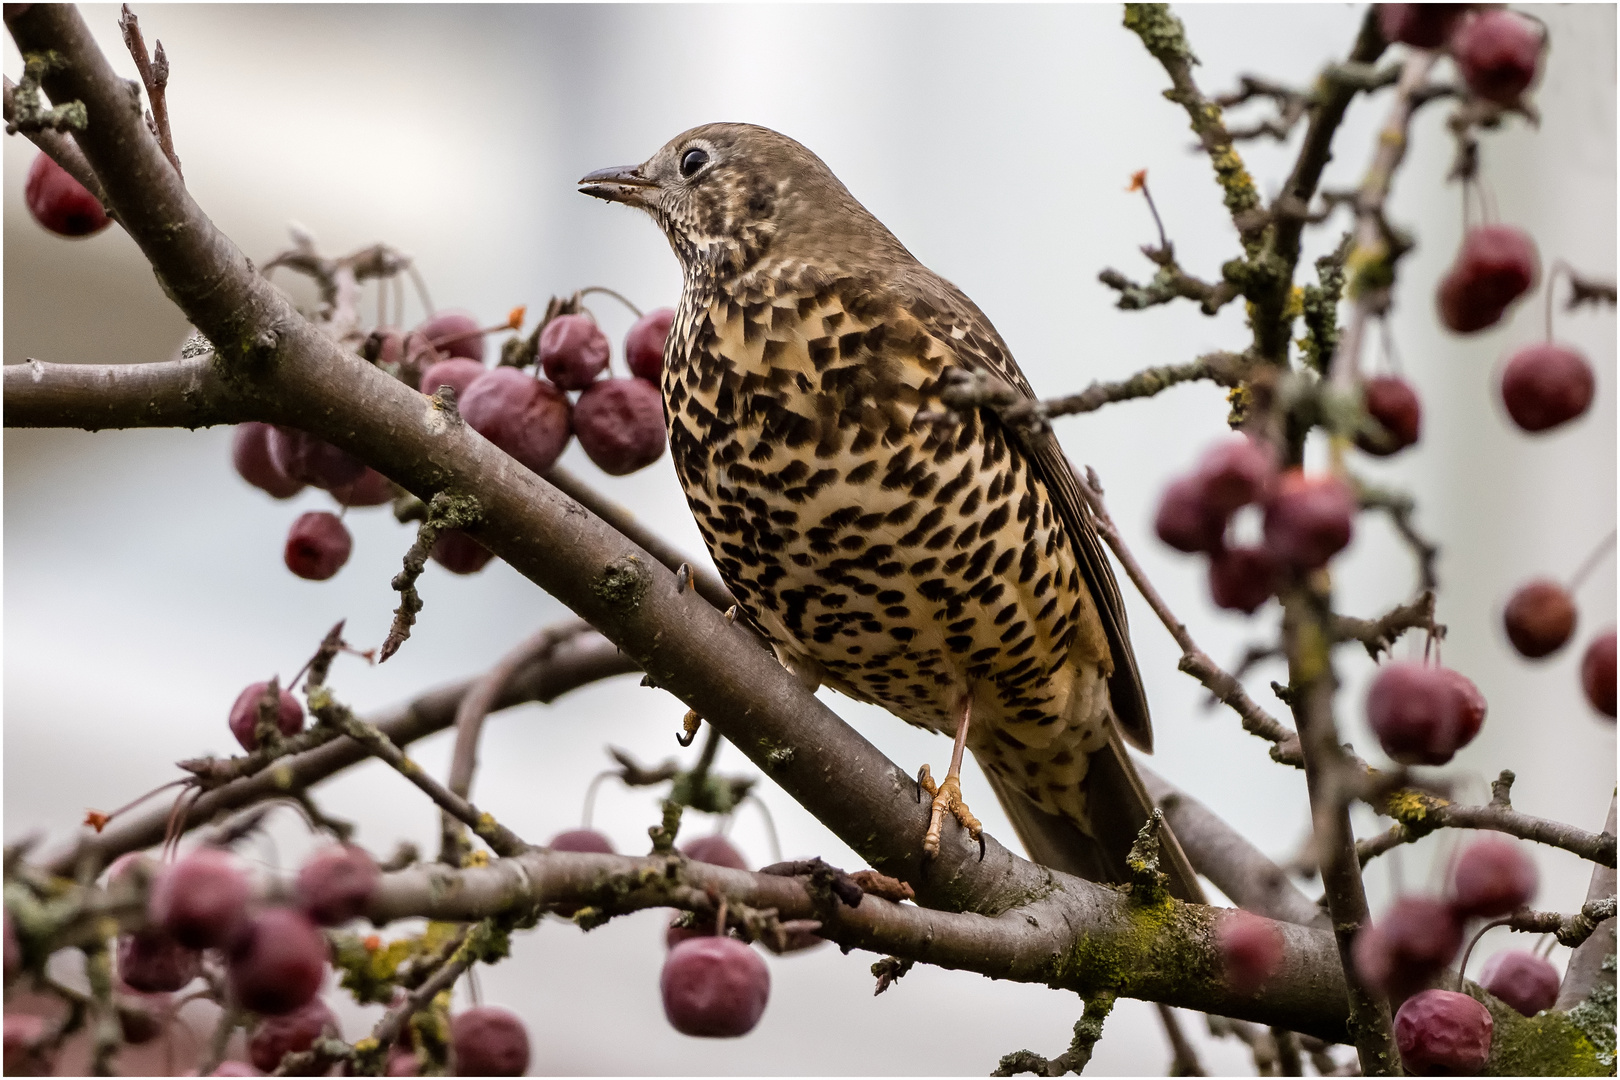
[232, 423, 305, 499]
[418, 357, 487, 401]
[1353, 897, 1463, 999]
[1437, 225, 1538, 334]
[25, 151, 110, 237]
[682, 835, 748, 871]
[1582, 629, 1617, 717]
[1366, 662, 1472, 766]
[228, 682, 306, 752]
[1502, 579, 1577, 658]
[430, 530, 495, 575]
[1499, 343, 1594, 433]
[150, 847, 251, 949]
[266, 428, 366, 491]
[227, 907, 327, 1016]
[1452, 8, 1543, 106]
[450, 1005, 530, 1076]
[540, 313, 611, 391]
[661, 937, 770, 1038]
[1154, 476, 1228, 554]
[1377, 4, 1469, 49]
[574, 377, 668, 475]
[248, 996, 340, 1073]
[626, 307, 676, 382]
[548, 828, 614, 854]
[1218, 910, 1283, 994]
[332, 468, 395, 508]
[296, 845, 379, 926]
[416, 310, 485, 364]
[1356, 375, 1423, 456]
[1262, 471, 1355, 570]
[1451, 836, 1537, 917]
[1394, 989, 1492, 1075]
[117, 929, 201, 993]
[1479, 950, 1560, 1016]
[1208, 545, 1279, 614]
[284, 512, 352, 582]
[460, 368, 573, 475]
[1194, 436, 1275, 514]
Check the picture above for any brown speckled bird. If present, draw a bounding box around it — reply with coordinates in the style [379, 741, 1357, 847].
[581, 123, 1200, 898]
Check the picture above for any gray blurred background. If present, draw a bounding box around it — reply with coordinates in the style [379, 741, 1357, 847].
[4, 4, 1614, 1074]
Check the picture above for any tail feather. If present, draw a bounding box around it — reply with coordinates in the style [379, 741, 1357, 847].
[980, 730, 1205, 904]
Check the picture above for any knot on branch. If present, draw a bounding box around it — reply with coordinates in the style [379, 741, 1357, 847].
[1126, 809, 1170, 907]
[871, 955, 914, 996]
[592, 554, 651, 617]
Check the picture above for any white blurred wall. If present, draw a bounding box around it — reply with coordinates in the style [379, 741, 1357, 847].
[4, 5, 1613, 1075]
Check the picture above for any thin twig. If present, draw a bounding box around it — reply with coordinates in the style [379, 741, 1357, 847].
[1157, 1004, 1207, 1075]
[116, 5, 180, 179]
[1329, 592, 1440, 660]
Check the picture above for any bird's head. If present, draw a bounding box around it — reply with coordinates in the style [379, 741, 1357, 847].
[578, 122, 906, 279]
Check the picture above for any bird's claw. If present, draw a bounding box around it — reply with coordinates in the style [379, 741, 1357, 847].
[919, 766, 982, 860]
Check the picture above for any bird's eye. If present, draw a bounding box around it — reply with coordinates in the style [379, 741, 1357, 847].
[680, 148, 709, 178]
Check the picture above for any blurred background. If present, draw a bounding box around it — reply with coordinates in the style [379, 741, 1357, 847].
[4, 4, 1614, 1074]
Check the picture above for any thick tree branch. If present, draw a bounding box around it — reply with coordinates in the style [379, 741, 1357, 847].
[3, 74, 109, 208]
[2, 355, 247, 430]
[1558, 796, 1618, 1011]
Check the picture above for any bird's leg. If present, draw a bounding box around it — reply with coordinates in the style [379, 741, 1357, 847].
[918, 693, 984, 860]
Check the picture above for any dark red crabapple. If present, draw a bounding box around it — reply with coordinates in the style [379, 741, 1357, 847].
[1394, 989, 1493, 1076]
[626, 307, 676, 382]
[332, 468, 395, 508]
[150, 847, 251, 949]
[1582, 629, 1617, 717]
[1451, 836, 1538, 917]
[548, 828, 615, 854]
[1366, 662, 1471, 766]
[1499, 343, 1595, 433]
[661, 936, 771, 1038]
[460, 368, 573, 475]
[117, 928, 202, 993]
[232, 423, 305, 499]
[227, 906, 327, 1016]
[1154, 476, 1228, 554]
[1436, 225, 1538, 334]
[25, 151, 110, 237]
[1439, 668, 1487, 749]
[1502, 579, 1577, 658]
[1353, 897, 1464, 1000]
[430, 530, 495, 575]
[248, 996, 340, 1073]
[1262, 470, 1355, 570]
[540, 313, 611, 390]
[1208, 545, 1279, 615]
[1193, 436, 1275, 514]
[418, 357, 487, 400]
[574, 377, 668, 475]
[416, 310, 485, 363]
[683, 835, 749, 871]
[1356, 375, 1423, 456]
[1377, 4, 1469, 49]
[4, 1013, 49, 1076]
[228, 681, 306, 752]
[1218, 910, 1283, 994]
[450, 1006, 530, 1076]
[1479, 950, 1560, 1017]
[284, 512, 353, 582]
[296, 845, 379, 926]
[1452, 8, 1543, 106]
[266, 427, 367, 491]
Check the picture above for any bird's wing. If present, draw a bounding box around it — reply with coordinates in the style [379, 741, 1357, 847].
[894, 268, 1154, 752]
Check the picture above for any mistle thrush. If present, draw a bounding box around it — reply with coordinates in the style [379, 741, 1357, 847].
[581, 123, 1201, 899]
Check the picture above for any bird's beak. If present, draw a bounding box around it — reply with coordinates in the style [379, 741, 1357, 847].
[578, 164, 658, 209]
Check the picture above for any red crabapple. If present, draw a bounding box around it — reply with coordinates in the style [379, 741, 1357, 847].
[1262, 471, 1355, 570]
[226, 907, 327, 1016]
[1353, 897, 1463, 999]
[247, 996, 340, 1073]
[1499, 343, 1595, 433]
[232, 423, 305, 499]
[1394, 989, 1492, 1075]
[1502, 579, 1577, 659]
[661, 937, 771, 1038]
[626, 307, 676, 382]
[1154, 477, 1228, 554]
[228, 682, 305, 752]
[1377, 5, 1469, 49]
[150, 847, 251, 949]
[549, 829, 615, 854]
[430, 530, 495, 575]
[460, 368, 573, 475]
[1582, 629, 1617, 717]
[416, 310, 485, 363]
[1218, 910, 1283, 994]
[418, 357, 487, 401]
[1356, 375, 1423, 456]
[540, 313, 611, 390]
[1193, 436, 1275, 514]
[574, 377, 668, 475]
[682, 835, 749, 871]
[25, 151, 110, 237]
[333, 468, 395, 508]
[1437, 225, 1538, 334]
[1451, 836, 1538, 917]
[1366, 662, 1475, 766]
[450, 1006, 530, 1076]
[1208, 545, 1279, 614]
[296, 846, 379, 926]
[284, 512, 352, 582]
[117, 929, 202, 993]
[266, 428, 366, 491]
[1479, 950, 1560, 1017]
[1452, 8, 1543, 106]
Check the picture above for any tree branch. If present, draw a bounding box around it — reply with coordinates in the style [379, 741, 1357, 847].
[1557, 796, 1618, 1011]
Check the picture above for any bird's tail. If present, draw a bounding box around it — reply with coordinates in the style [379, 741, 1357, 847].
[980, 729, 1205, 904]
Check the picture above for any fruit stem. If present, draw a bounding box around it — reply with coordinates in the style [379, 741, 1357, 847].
[576, 286, 644, 320]
[1455, 916, 1514, 993]
[714, 896, 728, 938]
[1567, 527, 1617, 593]
[580, 769, 618, 830]
[1544, 257, 1578, 342]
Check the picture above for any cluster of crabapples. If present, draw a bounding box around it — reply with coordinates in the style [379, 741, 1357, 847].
[1217, 835, 1548, 1074]
[8, 841, 528, 1076]
[548, 827, 795, 1040]
[233, 304, 677, 582]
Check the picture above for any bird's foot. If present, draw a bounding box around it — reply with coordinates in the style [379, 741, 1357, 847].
[917, 764, 983, 860]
